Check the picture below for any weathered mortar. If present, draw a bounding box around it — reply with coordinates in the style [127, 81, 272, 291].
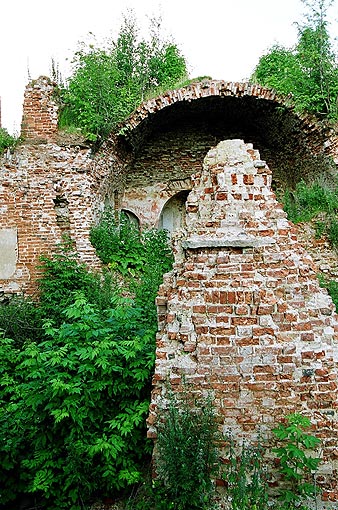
[0, 75, 338, 503]
[148, 140, 338, 502]
[21, 76, 59, 142]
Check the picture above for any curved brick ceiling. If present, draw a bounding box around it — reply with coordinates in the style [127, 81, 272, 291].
[118, 81, 334, 187]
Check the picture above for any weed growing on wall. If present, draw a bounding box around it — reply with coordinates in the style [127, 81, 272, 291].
[282, 179, 338, 249]
[272, 413, 321, 510]
[318, 274, 338, 309]
[222, 434, 269, 510]
[153, 390, 220, 510]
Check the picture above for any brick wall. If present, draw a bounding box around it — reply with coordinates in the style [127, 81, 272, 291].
[0, 142, 106, 295]
[21, 76, 59, 142]
[148, 140, 338, 502]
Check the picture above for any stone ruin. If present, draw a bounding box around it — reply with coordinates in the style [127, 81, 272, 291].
[0, 76, 338, 503]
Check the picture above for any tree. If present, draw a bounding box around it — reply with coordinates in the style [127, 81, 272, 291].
[59, 11, 187, 142]
[251, 0, 338, 120]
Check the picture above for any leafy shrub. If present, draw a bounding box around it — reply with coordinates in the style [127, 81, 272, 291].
[0, 127, 17, 155]
[38, 240, 117, 325]
[272, 413, 321, 510]
[0, 293, 155, 509]
[153, 391, 219, 510]
[90, 210, 174, 326]
[0, 221, 172, 508]
[90, 211, 147, 274]
[0, 295, 43, 347]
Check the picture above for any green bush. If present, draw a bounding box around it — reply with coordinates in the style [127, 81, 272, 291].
[0, 242, 118, 347]
[222, 435, 269, 510]
[90, 211, 147, 274]
[0, 293, 155, 509]
[272, 413, 321, 510]
[90, 210, 174, 326]
[0, 296, 43, 347]
[38, 241, 117, 325]
[0, 127, 17, 155]
[153, 391, 219, 510]
[0, 223, 173, 508]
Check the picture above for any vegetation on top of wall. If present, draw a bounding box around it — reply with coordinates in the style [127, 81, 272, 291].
[58, 11, 188, 144]
[282, 179, 338, 222]
[0, 127, 18, 155]
[280, 178, 338, 309]
[251, 0, 338, 121]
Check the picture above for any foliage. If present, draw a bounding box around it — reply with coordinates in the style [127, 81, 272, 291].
[281, 179, 338, 248]
[251, 0, 338, 120]
[0, 241, 118, 348]
[59, 11, 187, 142]
[0, 127, 17, 155]
[318, 274, 338, 309]
[0, 293, 156, 509]
[38, 239, 117, 326]
[0, 295, 43, 347]
[272, 413, 321, 510]
[153, 390, 220, 510]
[90, 209, 174, 325]
[0, 220, 172, 508]
[222, 435, 269, 510]
[90, 211, 146, 273]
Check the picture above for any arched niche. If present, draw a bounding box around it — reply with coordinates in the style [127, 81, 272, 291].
[121, 209, 140, 228]
[158, 190, 190, 235]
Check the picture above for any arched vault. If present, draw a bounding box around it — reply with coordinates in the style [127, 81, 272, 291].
[115, 81, 336, 190]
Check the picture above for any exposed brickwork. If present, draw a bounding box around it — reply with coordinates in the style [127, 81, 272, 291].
[0, 142, 115, 295]
[122, 80, 336, 157]
[21, 76, 59, 143]
[148, 140, 338, 501]
[1, 78, 338, 502]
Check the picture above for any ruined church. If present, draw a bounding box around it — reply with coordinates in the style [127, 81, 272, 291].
[1, 76, 338, 503]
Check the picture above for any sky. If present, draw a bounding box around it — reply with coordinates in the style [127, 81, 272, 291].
[1, 0, 337, 134]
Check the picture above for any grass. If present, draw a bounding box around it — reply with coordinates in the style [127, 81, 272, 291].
[282, 179, 338, 249]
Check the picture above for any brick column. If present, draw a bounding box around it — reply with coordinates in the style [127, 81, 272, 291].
[21, 76, 59, 142]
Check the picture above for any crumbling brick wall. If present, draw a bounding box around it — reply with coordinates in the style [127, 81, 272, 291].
[148, 139, 338, 502]
[21, 76, 59, 143]
[0, 143, 105, 295]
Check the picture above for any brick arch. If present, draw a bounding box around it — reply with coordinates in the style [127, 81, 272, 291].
[117, 80, 336, 188]
[120, 80, 331, 146]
